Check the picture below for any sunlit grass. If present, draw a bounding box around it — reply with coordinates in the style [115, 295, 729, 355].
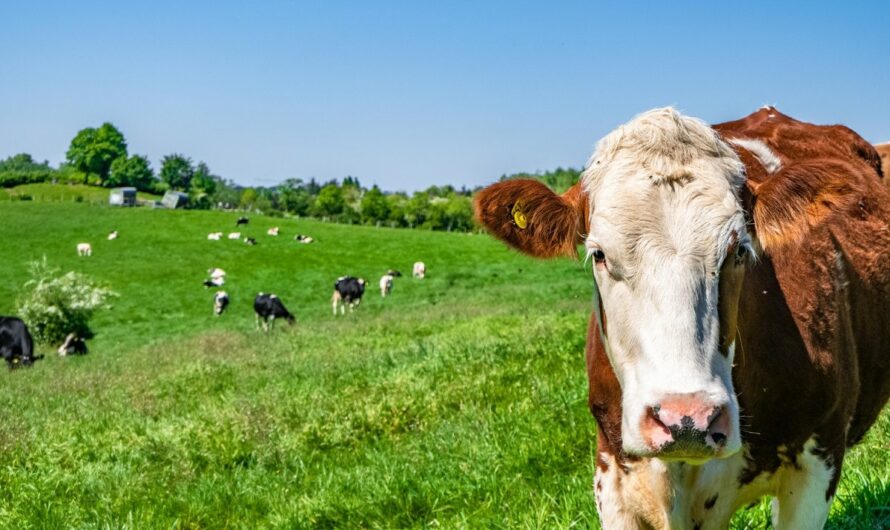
[0, 201, 886, 528]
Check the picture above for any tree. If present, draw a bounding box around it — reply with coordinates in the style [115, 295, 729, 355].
[444, 194, 475, 231]
[342, 175, 361, 189]
[386, 193, 408, 227]
[0, 153, 57, 187]
[278, 179, 313, 216]
[107, 154, 155, 190]
[209, 178, 241, 208]
[312, 184, 346, 217]
[360, 185, 390, 224]
[191, 162, 217, 195]
[160, 154, 194, 191]
[65, 123, 127, 184]
[404, 191, 429, 228]
[239, 188, 258, 209]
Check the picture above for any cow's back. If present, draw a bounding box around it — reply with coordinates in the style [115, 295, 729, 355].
[715, 109, 890, 476]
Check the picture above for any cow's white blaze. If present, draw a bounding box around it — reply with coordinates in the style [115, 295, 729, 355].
[582, 108, 750, 460]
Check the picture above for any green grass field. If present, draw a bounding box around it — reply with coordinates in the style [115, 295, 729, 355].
[0, 200, 887, 529]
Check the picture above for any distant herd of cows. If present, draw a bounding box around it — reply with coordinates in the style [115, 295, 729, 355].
[0, 215, 428, 368]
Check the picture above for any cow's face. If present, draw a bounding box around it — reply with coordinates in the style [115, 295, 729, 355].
[475, 108, 750, 463]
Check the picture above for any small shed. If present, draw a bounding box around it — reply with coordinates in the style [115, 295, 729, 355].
[161, 191, 190, 209]
[109, 187, 137, 206]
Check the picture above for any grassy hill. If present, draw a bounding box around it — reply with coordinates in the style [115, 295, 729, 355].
[0, 202, 886, 528]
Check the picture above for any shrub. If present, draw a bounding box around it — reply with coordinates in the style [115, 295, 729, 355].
[16, 258, 116, 345]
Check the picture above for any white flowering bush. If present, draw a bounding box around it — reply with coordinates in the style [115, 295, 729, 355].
[16, 258, 117, 345]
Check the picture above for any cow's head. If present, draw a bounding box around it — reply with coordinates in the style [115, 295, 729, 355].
[476, 108, 752, 462]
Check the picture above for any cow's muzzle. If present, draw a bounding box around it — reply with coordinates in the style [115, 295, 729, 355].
[640, 392, 731, 461]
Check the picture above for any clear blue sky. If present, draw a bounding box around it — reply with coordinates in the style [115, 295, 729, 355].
[2, 1, 888, 191]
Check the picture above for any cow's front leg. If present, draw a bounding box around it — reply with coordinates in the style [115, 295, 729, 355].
[771, 439, 837, 530]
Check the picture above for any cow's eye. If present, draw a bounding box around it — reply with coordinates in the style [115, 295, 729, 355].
[734, 244, 748, 264]
[591, 249, 606, 265]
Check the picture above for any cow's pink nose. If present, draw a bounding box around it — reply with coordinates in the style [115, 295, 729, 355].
[642, 393, 730, 452]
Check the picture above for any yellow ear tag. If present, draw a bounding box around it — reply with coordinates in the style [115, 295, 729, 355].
[511, 201, 528, 229]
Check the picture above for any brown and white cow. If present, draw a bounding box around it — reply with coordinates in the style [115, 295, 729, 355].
[475, 107, 890, 529]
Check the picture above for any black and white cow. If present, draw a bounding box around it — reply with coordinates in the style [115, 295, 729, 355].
[57, 332, 88, 356]
[236, 216, 249, 226]
[254, 293, 296, 331]
[0, 317, 42, 368]
[332, 276, 366, 315]
[214, 291, 230, 316]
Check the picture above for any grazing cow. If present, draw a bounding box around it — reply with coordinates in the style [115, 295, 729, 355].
[208, 268, 226, 279]
[76, 242, 92, 256]
[107, 230, 119, 240]
[207, 232, 223, 240]
[57, 332, 88, 356]
[267, 227, 279, 236]
[228, 232, 241, 240]
[236, 216, 249, 226]
[244, 237, 257, 246]
[332, 276, 366, 315]
[379, 273, 394, 297]
[295, 234, 314, 244]
[876, 142, 890, 183]
[213, 291, 229, 316]
[412, 261, 425, 278]
[253, 293, 295, 331]
[474, 107, 890, 529]
[0, 317, 42, 368]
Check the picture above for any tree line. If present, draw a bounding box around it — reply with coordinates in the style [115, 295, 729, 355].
[1, 122, 579, 232]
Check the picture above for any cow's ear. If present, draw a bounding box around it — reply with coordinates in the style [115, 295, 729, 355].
[474, 179, 589, 258]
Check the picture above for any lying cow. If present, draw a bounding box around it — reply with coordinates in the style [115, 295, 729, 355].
[474, 107, 890, 529]
[107, 230, 119, 240]
[207, 232, 223, 241]
[0, 317, 43, 368]
[295, 234, 314, 244]
[213, 291, 229, 316]
[254, 293, 295, 331]
[244, 237, 257, 246]
[267, 227, 279, 236]
[57, 332, 88, 356]
[236, 216, 249, 226]
[332, 276, 366, 315]
[76, 242, 92, 256]
[412, 261, 425, 278]
[228, 232, 241, 240]
[203, 269, 225, 288]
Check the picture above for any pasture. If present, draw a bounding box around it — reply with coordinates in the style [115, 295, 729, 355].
[0, 200, 887, 528]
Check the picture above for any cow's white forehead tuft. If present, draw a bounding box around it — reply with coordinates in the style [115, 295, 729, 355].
[581, 108, 748, 279]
